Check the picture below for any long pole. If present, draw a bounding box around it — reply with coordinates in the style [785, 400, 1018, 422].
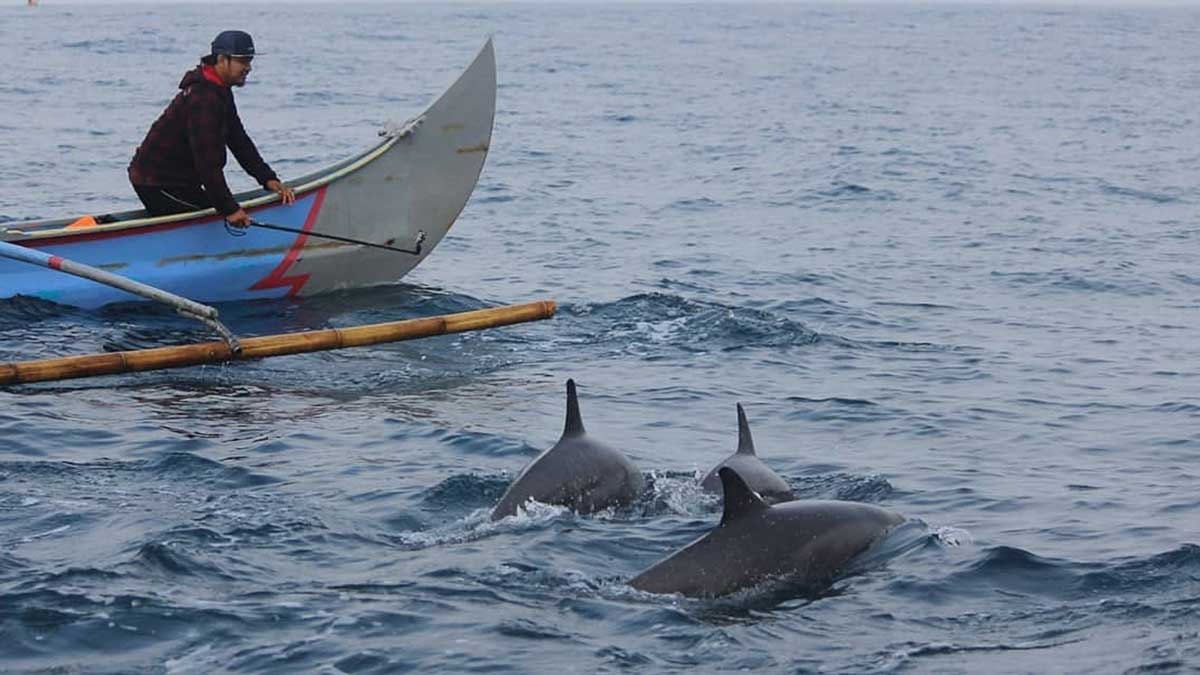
[1, 300, 556, 386]
[0, 240, 240, 350]
[247, 220, 426, 256]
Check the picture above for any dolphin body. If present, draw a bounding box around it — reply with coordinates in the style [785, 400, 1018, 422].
[630, 467, 904, 598]
[699, 403, 794, 504]
[491, 379, 644, 520]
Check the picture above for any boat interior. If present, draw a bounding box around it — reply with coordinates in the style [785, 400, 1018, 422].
[1, 136, 390, 239]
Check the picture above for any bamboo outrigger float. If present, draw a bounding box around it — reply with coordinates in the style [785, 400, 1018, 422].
[0, 300, 556, 386]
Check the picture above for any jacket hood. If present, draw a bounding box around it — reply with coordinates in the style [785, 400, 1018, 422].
[179, 66, 220, 90]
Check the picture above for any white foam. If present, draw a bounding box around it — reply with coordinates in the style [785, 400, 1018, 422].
[934, 526, 974, 547]
[394, 500, 570, 548]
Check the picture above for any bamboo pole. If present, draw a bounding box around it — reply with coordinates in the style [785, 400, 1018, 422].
[1, 300, 556, 386]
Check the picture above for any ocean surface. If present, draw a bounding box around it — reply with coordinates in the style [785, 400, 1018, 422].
[2, 2, 1200, 673]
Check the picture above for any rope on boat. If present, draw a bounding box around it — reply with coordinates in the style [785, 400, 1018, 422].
[379, 115, 425, 139]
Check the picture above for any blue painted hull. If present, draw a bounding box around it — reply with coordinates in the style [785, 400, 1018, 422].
[1, 193, 323, 309]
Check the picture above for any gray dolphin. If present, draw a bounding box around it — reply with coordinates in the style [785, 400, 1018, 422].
[699, 403, 794, 504]
[491, 379, 644, 520]
[630, 467, 904, 598]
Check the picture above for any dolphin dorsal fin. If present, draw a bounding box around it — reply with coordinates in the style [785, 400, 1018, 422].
[718, 467, 768, 525]
[735, 403, 757, 456]
[563, 378, 586, 437]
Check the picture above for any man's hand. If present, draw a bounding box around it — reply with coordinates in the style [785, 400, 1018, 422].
[266, 180, 296, 205]
[226, 208, 252, 228]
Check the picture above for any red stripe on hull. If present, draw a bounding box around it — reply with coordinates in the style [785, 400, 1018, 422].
[249, 187, 328, 297]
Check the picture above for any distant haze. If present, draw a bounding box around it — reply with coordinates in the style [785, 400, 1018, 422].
[20, 0, 1200, 6]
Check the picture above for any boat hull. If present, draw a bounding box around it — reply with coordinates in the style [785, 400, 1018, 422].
[0, 40, 496, 309]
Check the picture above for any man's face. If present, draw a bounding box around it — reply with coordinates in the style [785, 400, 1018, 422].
[216, 55, 253, 87]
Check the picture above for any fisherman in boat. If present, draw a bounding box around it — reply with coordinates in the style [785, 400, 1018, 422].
[128, 30, 295, 228]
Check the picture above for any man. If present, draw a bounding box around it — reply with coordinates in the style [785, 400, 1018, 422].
[128, 30, 295, 227]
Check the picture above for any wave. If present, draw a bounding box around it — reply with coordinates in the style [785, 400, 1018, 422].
[420, 473, 510, 511]
[792, 472, 898, 503]
[1074, 543, 1200, 596]
[417, 428, 540, 460]
[14, 566, 123, 592]
[560, 293, 820, 355]
[878, 637, 1084, 673]
[0, 552, 27, 576]
[142, 452, 280, 490]
[0, 454, 280, 510]
[31, 452, 259, 485]
[0, 295, 86, 328]
[129, 541, 237, 580]
[990, 268, 1165, 297]
[953, 545, 1081, 595]
[896, 543, 1200, 605]
[0, 587, 254, 668]
[639, 470, 718, 518]
[1098, 182, 1179, 204]
[1173, 272, 1200, 288]
[781, 395, 886, 425]
[388, 503, 569, 550]
[61, 39, 178, 55]
[790, 181, 902, 206]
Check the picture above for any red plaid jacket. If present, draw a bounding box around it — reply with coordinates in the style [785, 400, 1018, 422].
[128, 65, 278, 216]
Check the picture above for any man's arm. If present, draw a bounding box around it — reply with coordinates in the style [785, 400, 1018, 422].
[226, 101, 277, 188]
[186, 88, 241, 217]
[226, 103, 294, 205]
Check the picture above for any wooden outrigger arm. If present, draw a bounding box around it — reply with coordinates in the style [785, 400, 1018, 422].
[0, 300, 557, 386]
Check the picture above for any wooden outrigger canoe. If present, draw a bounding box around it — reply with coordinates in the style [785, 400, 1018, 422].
[0, 39, 559, 388]
[0, 39, 496, 309]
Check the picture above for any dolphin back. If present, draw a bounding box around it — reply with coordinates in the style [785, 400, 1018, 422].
[491, 440, 643, 519]
[699, 404, 794, 503]
[633, 469, 903, 598]
[491, 379, 643, 520]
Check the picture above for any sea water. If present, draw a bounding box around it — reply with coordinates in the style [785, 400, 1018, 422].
[2, 3, 1199, 673]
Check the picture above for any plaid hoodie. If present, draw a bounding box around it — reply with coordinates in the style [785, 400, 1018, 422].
[128, 65, 278, 216]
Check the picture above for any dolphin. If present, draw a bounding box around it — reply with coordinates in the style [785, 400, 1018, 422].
[491, 379, 644, 520]
[630, 467, 904, 598]
[699, 403, 794, 504]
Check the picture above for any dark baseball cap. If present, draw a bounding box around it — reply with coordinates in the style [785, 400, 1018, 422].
[210, 30, 257, 58]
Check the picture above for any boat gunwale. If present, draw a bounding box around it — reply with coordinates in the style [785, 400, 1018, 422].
[1, 133, 402, 244]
